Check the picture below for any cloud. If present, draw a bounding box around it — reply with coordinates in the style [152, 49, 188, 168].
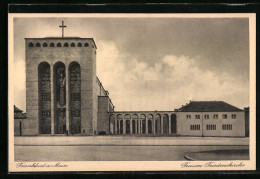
[13, 39, 248, 112]
[96, 40, 249, 111]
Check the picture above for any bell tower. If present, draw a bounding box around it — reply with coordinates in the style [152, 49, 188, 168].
[25, 22, 97, 135]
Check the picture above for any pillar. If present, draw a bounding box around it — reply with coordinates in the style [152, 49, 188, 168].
[119, 120, 121, 134]
[161, 116, 163, 134]
[152, 118, 155, 135]
[135, 119, 137, 134]
[146, 119, 148, 134]
[140, 120, 142, 134]
[169, 115, 171, 135]
[123, 119, 126, 134]
[130, 119, 133, 134]
[65, 65, 70, 134]
[115, 120, 118, 135]
[50, 64, 54, 134]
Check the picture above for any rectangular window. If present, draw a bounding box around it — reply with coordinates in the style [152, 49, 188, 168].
[186, 115, 191, 119]
[195, 115, 200, 119]
[231, 114, 236, 119]
[213, 114, 218, 119]
[190, 124, 200, 130]
[222, 124, 232, 130]
[206, 124, 216, 130]
[223, 114, 227, 119]
[204, 114, 209, 119]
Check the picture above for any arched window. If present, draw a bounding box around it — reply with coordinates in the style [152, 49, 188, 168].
[64, 43, 69, 47]
[38, 62, 51, 134]
[78, 43, 82, 47]
[69, 62, 81, 134]
[29, 42, 34, 47]
[57, 43, 62, 47]
[36, 43, 41, 47]
[84, 43, 89, 47]
[50, 43, 54, 47]
[43, 43, 48, 47]
[71, 43, 75, 47]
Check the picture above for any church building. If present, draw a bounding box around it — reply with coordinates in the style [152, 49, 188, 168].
[14, 22, 246, 137]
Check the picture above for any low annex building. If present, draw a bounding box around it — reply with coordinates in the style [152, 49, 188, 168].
[14, 32, 246, 137]
[106, 101, 245, 137]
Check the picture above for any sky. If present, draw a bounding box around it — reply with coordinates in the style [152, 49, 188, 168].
[13, 17, 250, 111]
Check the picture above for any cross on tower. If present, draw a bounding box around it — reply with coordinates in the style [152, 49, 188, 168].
[59, 21, 67, 38]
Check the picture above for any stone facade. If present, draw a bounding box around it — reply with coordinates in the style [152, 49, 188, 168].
[177, 111, 245, 137]
[25, 37, 99, 135]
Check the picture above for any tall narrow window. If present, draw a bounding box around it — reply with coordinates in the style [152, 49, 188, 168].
[38, 62, 51, 134]
[54, 62, 66, 134]
[69, 62, 81, 134]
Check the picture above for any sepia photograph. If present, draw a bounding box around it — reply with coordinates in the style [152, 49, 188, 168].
[8, 13, 256, 171]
